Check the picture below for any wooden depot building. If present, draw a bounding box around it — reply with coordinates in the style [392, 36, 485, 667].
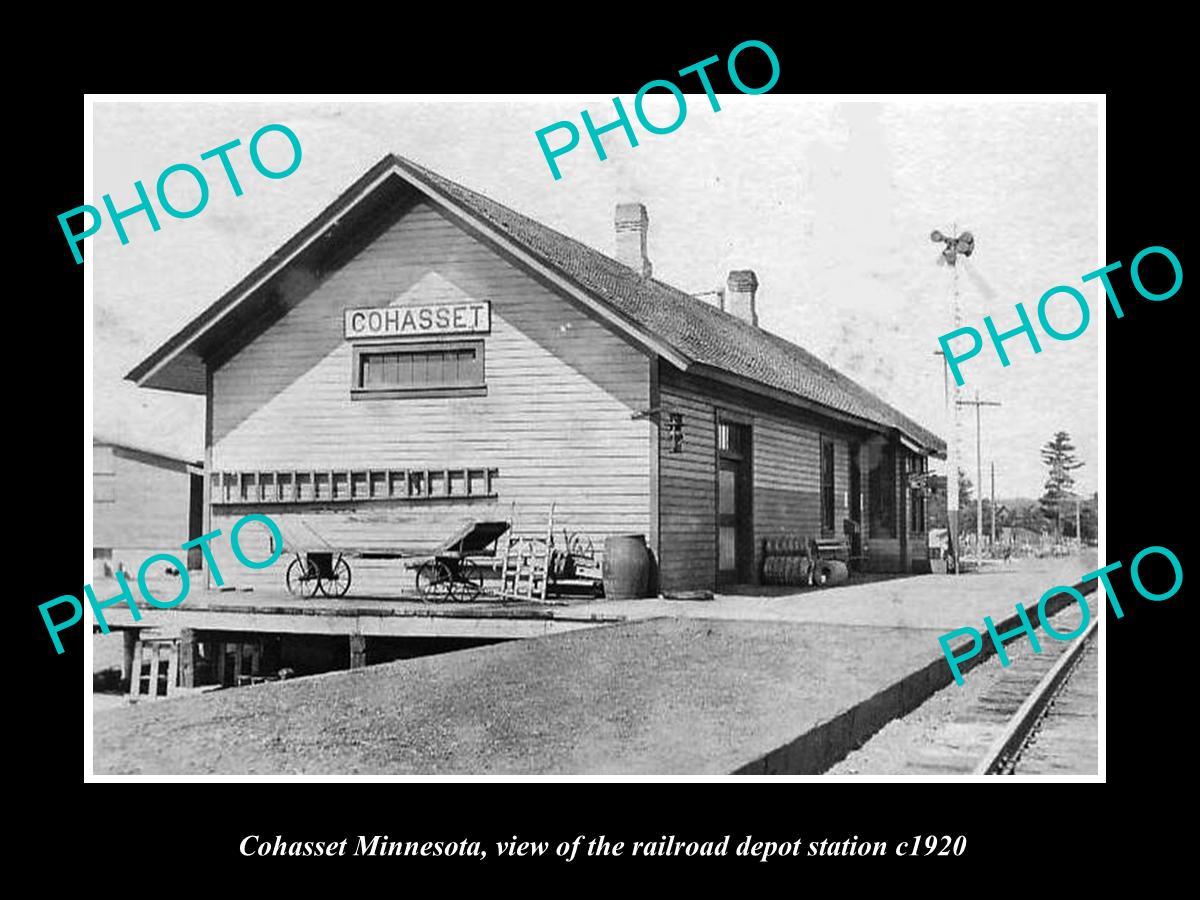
[127, 155, 944, 597]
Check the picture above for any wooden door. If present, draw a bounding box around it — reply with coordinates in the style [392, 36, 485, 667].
[848, 442, 863, 565]
[187, 474, 204, 570]
[717, 421, 752, 585]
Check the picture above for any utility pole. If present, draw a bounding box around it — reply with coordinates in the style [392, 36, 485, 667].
[933, 350, 949, 409]
[947, 247, 962, 574]
[1058, 491, 1084, 550]
[931, 226, 974, 574]
[956, 390, 1001, 568]
[988, 465, 998, 549]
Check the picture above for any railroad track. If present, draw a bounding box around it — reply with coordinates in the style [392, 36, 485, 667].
[972, 615, 1098, 775]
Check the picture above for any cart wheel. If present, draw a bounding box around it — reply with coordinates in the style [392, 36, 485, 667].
[449, 563, 484, 602]
[286, 556, 321, 598]
[322, 556, 352, 598]
[416, 561, 454, 602]
[567, 533, 595, 560]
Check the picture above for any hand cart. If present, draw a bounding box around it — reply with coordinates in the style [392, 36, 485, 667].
[407, 520, 512, 602]
[498, 504, 604, 602]
[285, 549, 353, 598]
[280, 518, 355, 598]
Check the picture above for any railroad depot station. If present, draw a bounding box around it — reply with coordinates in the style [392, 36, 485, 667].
[108, 153, 948, 695]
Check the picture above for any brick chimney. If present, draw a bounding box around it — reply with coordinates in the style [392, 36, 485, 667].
[615, 203, 652, 278]
[725, 270, 759, 326]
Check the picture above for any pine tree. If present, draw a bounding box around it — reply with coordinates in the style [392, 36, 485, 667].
[957, 468, 975, 533]
[1039, 431, 1084, 539]
[958, 468, 973, 508]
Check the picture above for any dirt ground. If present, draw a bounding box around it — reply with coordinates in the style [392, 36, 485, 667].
[94, 617, 945, 775]
[91, 554, 1100, 775]
[827, 596, 1097, 775]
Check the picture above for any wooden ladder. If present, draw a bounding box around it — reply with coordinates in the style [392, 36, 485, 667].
[499, 504, 555, 602]
[129, 638, 178, 701]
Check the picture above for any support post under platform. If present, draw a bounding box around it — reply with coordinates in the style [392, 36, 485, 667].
[349, 634, 367, 670]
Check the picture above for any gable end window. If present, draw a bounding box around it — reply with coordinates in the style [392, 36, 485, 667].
[351, 340, 486, 400]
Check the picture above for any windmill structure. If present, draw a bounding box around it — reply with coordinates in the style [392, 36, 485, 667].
[930, 226, 975, 573]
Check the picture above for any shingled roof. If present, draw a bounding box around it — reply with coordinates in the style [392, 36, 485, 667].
[128, 154, 942, 454]
[390, 156, 944, 454]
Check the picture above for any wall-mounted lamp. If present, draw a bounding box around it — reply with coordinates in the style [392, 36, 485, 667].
[667, 413, 684, 453]
[907, 471, 936, 495]
[632, 407, 684, 452]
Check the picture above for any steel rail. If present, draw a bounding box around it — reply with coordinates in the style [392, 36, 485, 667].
[972, 614, 1099, 775]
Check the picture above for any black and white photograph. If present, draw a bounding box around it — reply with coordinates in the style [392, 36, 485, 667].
[84, 96, 1101, 778]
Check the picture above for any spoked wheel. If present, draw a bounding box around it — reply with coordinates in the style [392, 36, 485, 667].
[566, 533, 595, 560]
[322, 556, 352, 598]
[416, 560, 455, 602]
[286, 556, 321, 598]
[448, 563, 484, 602]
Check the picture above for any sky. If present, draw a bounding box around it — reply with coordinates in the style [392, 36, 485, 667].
[91, 98, 1099, 499]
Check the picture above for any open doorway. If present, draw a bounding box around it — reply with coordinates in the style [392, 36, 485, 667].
[848, 442, 864, 569]
[717, 419, 753, 585]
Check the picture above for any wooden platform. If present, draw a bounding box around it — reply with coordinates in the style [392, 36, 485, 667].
[92, 555, 1101, 775]
[96, 585, 624, 640]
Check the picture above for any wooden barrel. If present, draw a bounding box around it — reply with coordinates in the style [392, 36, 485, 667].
[814, 559, 849, 587]
[602, 535, 651, 599]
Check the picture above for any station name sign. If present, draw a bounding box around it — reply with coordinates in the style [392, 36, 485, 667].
[344, 301, 491, 339]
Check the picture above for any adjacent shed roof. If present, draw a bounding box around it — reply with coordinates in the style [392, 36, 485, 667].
[127, 154, 944, 455]
[93, 435, 202, 471]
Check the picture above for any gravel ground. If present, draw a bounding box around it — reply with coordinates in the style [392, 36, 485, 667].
[1013, 638, 1098, 774]
[92, 555, 1100, 775]
[827, 597, 1097, 775]
[94, 618, 944, 776]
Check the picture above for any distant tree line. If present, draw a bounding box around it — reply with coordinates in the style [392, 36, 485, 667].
[928, 431, 1095, 542]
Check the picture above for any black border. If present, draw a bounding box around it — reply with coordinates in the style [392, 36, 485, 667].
[23, 21, 1192, 882]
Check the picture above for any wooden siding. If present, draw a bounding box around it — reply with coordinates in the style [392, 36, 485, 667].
[659, 368, 871, 592]
[93, 446, 194, 575]
[208, 200, 651, 594]
[751, 408, 854, 580]
[657, 367, 933, 590]
[657, 370, 718, 593]
[863, 437, 924, 572]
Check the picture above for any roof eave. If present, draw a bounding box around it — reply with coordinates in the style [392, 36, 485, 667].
[899, 430, 948, 459]
[689, 364, 889, 436]
[387, 161, 691, 371]
[127, 156, 692, 393]
[690, 364, 944, 454]
[126, 156, 409, 392]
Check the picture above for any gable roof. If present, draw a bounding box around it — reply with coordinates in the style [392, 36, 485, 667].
[93, 435, 202, 471]
[127, 154, 944, 455]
